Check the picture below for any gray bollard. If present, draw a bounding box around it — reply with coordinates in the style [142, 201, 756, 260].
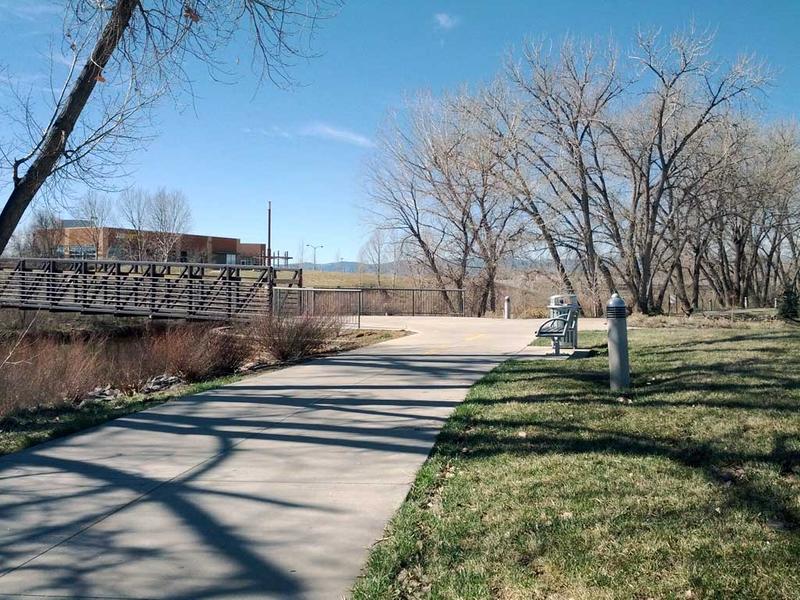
[503, 296, 511, 319]
[606, 293, 630, 391]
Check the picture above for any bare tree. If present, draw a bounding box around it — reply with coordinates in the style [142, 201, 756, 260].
[504, 38, 624, 311]
[600, 28, 767, 311]
[29, 208, 65, 258]
[148, 188, 191, 261]
[117, 187, 191, 261]
[0, 0, 340, 255]
[118, 188, 152, 261]
[366, 94, 481, 311]
[359, 229, 386, 286]
[70, 191, 115, 258]
[367, 91, 527, 313]
[365, 26, 791, 315]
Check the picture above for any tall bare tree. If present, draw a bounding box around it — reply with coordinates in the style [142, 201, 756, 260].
[148, 188, 191, 261]
[71, 191, 116, 258]
[30, 208, 66, 258]
[118, 187, 152, 260]
[365, 26, 789, 314]
[0, 0, 340, 255]
[117, 187, 191, 261]
[360, 229, 387, 286]
[600, 28, 767, 311]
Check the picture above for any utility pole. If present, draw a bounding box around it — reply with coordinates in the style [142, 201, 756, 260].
[306, 243, 323, 271]
[267, 201, 272, 268]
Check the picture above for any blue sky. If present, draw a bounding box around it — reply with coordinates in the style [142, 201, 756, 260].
[1, 0, 798, 263]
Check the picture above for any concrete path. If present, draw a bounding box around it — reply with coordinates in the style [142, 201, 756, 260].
[0, 316, 605, 599]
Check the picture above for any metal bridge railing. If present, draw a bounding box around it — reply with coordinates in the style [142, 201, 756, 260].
[0, 257, 300, 321]
[0, 270, 271, 320]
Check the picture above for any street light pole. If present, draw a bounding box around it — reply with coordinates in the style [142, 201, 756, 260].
[267, 201, 272, 267]
[306, 244, 323, 271]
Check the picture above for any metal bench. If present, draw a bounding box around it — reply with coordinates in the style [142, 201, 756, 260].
[535, 308, 578, 355]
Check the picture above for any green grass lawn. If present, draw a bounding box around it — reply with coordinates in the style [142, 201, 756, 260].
[354, 326, 800, 599]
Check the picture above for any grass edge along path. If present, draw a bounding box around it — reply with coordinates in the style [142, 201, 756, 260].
[353, 326, 800, 599]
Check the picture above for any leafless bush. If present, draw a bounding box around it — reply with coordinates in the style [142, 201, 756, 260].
[0, 323, 250, 418]
[250, 314, 342, 363]
[149, 325, 250, 382]
[0, 313, 347, 420]
[0, 337, 105, 417]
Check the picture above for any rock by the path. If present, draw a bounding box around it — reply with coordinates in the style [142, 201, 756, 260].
[141, 374, 183, 394]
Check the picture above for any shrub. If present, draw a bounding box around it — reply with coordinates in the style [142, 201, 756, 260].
[251, 314, 342, 362]
[0, 323, 252, 419]
[777, 282, 799, 320]
[0, 337, 105, 417]
[150, 324, 251, 382]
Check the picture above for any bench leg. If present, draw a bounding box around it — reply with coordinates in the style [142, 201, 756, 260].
[553, 338, 561, 356]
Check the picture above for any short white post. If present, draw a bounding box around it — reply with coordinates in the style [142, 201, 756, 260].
[503, 295, 511, 319]
[607, 293, 630, 391]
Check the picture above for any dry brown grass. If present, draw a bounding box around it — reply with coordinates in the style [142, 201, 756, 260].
[301, 270, 416, 289]
[249, 313, 343, 362]
[0, 324, 250, 418]
[148, 325, 251, 381]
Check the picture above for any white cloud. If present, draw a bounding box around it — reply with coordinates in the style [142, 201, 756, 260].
[242, 122, 374, 148]
[434, 13, 459, 30]
[242, 125, 293, 139]
[299, 123, 375, 148]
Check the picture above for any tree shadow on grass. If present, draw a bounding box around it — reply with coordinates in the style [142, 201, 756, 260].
[434, 410, 800, 534]
[439, 335, 800, 535]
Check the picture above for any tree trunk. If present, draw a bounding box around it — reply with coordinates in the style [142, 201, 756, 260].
[0, 0, 138, 255]
[524, 206, 576, 294]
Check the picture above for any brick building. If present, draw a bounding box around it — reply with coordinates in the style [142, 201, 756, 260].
[56, 221, 266, 265]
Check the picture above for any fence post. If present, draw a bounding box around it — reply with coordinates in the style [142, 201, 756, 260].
[358, 289, 362, 329]
[411, 289, 416, 316]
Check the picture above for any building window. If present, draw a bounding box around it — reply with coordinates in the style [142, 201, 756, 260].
[68, 245, 97, 259]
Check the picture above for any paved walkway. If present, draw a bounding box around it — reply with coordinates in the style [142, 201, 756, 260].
[0, 316, 605, 599]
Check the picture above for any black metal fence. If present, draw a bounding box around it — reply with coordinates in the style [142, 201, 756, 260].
[358, 288, 465, 316]
[271, 287, 466, 326]
[272, 287, 362, 328]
